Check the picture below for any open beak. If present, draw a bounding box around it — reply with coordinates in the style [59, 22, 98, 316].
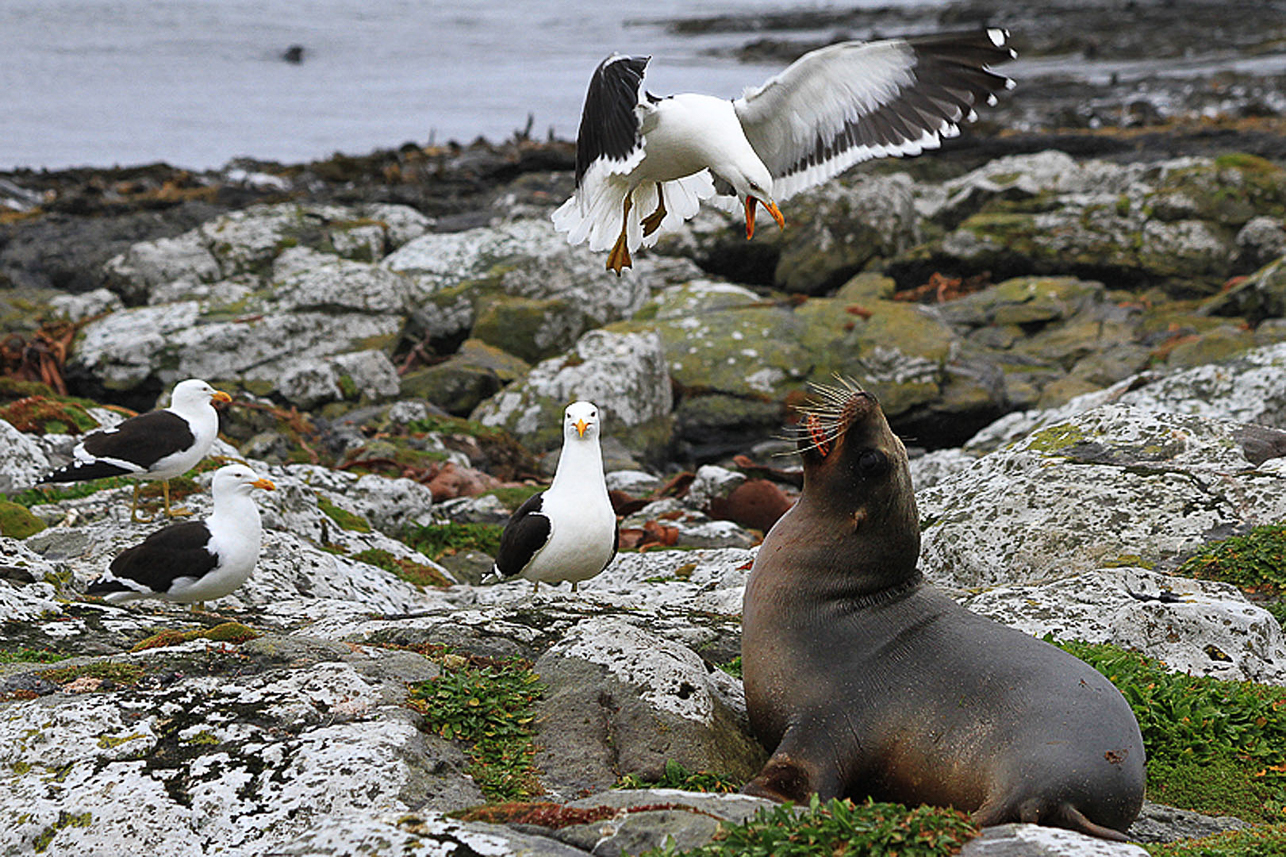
[251, 478, 276, 491]
[574, 419, 589, 438]
[744, 196, 785, 240]
[212, 390, 233, 405]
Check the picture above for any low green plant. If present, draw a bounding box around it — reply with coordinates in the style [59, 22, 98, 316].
[715, 656, 742, 679]
[615, 759, 742, 793]
[42, 662, 145, 686]
[1178, 523, 1286, 594]
[352, 548, 451, 588]
[9, 477, 133, 508]
[1146, 823, 1286, 856]
[1056, 638, 1286, 821]
[408, 659, 545, 802]
[0, 648, 70, 664]
[642, 795, 978, 857]
[1264, 600, 1286, 628]
[316, 496, 372, 533]
[0, 501, 46, 539]
[401, 521, 503, 562]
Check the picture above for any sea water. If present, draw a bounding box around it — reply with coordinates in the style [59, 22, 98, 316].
[3, 0, 909, 171]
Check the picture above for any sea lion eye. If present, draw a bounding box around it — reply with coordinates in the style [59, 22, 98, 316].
[857, 450, 888, 477]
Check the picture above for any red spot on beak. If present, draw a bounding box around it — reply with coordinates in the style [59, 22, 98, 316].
[745, 196, 785, 240]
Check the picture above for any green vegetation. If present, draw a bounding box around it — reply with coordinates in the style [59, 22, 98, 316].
[715, 656, 742, 679]
[8, 477, 133, 509]
[1265, 600, 1286, 629]
[1056, 639, 1286, 821]
[1178, 523, 1286, 594]
[0, 396, 100, 435]
[408, 658, 545, 802]
[352, 548, 451, 588]
[483, 484, 546, 511]
[317, 496, 372, 533]
[0, 500, 46, 539]
[402, 521, 503, 562]
[642, 795, 978, 857]
[42, 662, 145, 686]
[1147, 823, 1286, 856]
[131, 622, 261, 652]
[615, 759, 742, 794]
[0, 648, 70, 664]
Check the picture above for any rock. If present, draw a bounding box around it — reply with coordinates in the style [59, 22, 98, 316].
[920, 405, 1286, 588]
[47, 287, 123, 322]
[473, 329, 673, 458]
[1234, 217, 1286, 270]
[533, 616, 765, 800]
[0, 419, 50, 495]
[962, 568, 1286, 685]
[966, 341, 1286, 452]
[959, 823, 1148, 856]
[276, 350, 401, 409]
[399, 338, 531, 416]
[1127, 801, 1250, 844]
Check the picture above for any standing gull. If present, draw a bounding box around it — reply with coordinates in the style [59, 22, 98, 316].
[553, 29, 1016, 273]
[86, 464, 275, 607]
[38, 378, 231, 523]
[492, 401, 619, 594]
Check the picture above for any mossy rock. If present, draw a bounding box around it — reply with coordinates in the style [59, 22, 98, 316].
[400, 339, 531, 416]
[0, 501, 47, 539]
[0, 396, 101, 435]
[471, 294, 581, 364]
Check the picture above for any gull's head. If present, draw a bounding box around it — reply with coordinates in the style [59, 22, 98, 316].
[170, 378, 233, 409]
[725, 161, 785, 241]
[564, 400, 601, 442]
[211, 463, 276, 498]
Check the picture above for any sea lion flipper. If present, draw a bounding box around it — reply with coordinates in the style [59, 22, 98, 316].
[742, 730, 846, 803]
[978, 797, 1129, 842]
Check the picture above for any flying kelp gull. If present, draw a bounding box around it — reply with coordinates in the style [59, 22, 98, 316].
[553, 29, 1016, 273]
[86, 464, 275, 607]
[492, 401, 619, 593]
[39, 378, 232, 523]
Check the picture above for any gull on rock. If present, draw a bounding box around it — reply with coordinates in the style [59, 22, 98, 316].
[553, 29, 1017, 273]
[38, 378, 232, 523]
[491, 401, 619, 594]
[86, 464, 276, 607]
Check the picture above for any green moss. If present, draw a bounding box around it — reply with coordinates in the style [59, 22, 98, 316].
[0, 648, 70, 664]
[483, 484, 546, 511]
[336, 373, 359, 400]
[0, 501, 46, 539]
[408, 659, 545, 802]
[42, 662, 145, 686]
[131, 622, 260, 652]
[352, 548, 451, 588]
[1025, 422, 1087, 454]
[317, 495, 372, 532]
[401, 521, 503, 562]
[1265, 600, 1286, 629]
[1147, 823, 1286, 856]
[642, 795, 978, 857]
[1214, 153, 1283, 174]
[0, 396, 101, 435]
[1178, 523, 1286, 594]
[1056, 639, 1286, 821]
[185, 730, 221, 746]
[615, 759, 742, 794]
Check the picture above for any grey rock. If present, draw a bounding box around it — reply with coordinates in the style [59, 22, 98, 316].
[1127, 800, 1249, 844]
[0, 419, 50, 495]
[959, 824, 1148, 856]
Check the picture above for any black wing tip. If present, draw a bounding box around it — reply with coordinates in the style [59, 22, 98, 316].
[39, 461, 132, 484]
[85, 577, 135, 596]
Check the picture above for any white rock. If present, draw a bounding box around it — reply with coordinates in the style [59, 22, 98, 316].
[0, 419, 50, 494]
[960, 822, 1148, 857]
[921, 405, 1286, 588]
[963, 567, 1286, 685]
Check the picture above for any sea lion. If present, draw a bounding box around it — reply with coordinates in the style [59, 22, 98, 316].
[741, 380, 1145, 840]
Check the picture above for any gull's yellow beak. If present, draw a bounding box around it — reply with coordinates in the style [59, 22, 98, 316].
[251, 478, 276, 491]
[574, 419, 589, 438]
[212, 390, 233, 404]
[744, 197, 785, 240]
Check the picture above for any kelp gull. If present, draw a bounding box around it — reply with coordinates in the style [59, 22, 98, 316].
[39, 378, 231, 523]
[553, 29, 1016, 273]
[492, 401, 619, 593]
[86, 464, 275, 606]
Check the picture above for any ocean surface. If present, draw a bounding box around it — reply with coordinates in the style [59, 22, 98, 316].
[3, 0, 920, 172]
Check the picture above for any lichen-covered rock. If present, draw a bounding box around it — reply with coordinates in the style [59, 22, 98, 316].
[0, 641, 478, 856]
[534, 616, 764, 800]
[0, 419, 49, 495]
[959, 823, 1149, 857]
[920, 405, 1286, 588]
[276, 349, 401, 409]
[967, 341, 1286, 451]
[473, 329, 673, 457]
[400, 338, 532, 416]
[962, 567, 1286, 685]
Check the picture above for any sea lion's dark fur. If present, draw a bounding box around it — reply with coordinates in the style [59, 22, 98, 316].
[741, 382, 1145, 840]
